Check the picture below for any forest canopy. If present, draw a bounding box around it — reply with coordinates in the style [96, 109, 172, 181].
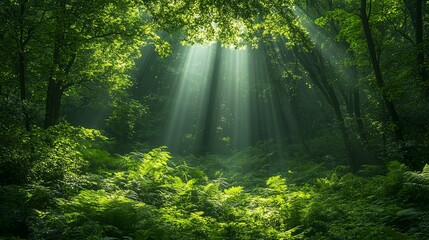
[1, 0, 429, 239]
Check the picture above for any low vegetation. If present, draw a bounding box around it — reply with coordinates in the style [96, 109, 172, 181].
[1, 125, 428, 239]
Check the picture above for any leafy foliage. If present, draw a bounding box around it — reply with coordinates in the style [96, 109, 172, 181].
[3, 143, 428, 239]
[1, 0, 429, 239]
[402, 164, 429, 205]
[105, 97, 148, 150]
[0, 122, 106, 186]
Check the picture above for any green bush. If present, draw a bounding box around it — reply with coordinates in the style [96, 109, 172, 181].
[32, 190, 159, 240]
[3, 145, 429, 239]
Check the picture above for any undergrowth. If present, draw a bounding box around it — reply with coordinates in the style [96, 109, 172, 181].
[1, 140, 429, 239]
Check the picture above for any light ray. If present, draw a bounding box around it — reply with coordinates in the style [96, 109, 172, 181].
[215, 48, 251, 150]
[161, 43, 293, 155]
[292, 5, 352, 81]
[163, 44, 217, 153]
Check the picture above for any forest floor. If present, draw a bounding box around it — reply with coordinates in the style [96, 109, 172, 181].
[1, 140, 429, 239]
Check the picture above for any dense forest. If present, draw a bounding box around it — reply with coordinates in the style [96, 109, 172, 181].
[1, 0, 429, 239]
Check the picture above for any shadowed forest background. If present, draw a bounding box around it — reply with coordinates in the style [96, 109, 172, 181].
[1, 0, 429, 239]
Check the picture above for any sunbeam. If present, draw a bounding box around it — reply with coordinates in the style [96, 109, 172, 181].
[292, 5, 352, 83]
[161, 43, 293, 155]
[163, 44, 217, 153]
[248, 48, 289, 148]
[214, 48, 251, 150]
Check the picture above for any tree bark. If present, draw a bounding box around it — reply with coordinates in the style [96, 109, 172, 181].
[18, 49, 30, 131]
[319, 61, 359, 172]
[44, 0, 66, 129]
[44, 78, 63, 128]
[349, 59, 368, 146]
[18, 1, 30, 131]
[360, 0, 404, 141]
[404, 0, 427, 87]
[414, 0, 426, 81]
[414, 0, 428, 97]
[353, 87, 368, 145]
[44, 41, 63, 129]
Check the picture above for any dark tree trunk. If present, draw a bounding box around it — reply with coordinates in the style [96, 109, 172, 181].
[321, 63, 359, 172]
[44, 37, 63, 129]
[18, 49, 30, 131]
[353, 87, 368, 145]
[322, 0, 369, 148]
[360, 0, 404, 141]
[414, 0, 427, 96]
[44, 78, 63, 128]
[349, 60, 368, 146]
[44, 0, 67, 129]
[44, 22, 63, 128]
[332, 97, 359, 171]
[404, 0, 427, 87]
[18, 1, 30, 131]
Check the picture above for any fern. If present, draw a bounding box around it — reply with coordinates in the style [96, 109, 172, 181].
[402, 164, 429, 205]
[33, 189, 159, 239]
[266, 175, 288, 192]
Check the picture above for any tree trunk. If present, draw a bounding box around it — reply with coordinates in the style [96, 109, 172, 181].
[360, 0, 404, 141]
[18, 49, 30, 131]
[332, 97, 359, 171]
[349, 59, 368, 146]
[353, 87, 367, 145]
[414, 0, 428, 96]
[414, 0, 426, 81]
[321, 63, 359, 172]
[404, 0, 427, 88]
[44, 39, 63, 129]
[18, 1, 30, 131]
[44, 0, 66, 129]
[44, 78, 63, 128]
[322, 0, 369, 148]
